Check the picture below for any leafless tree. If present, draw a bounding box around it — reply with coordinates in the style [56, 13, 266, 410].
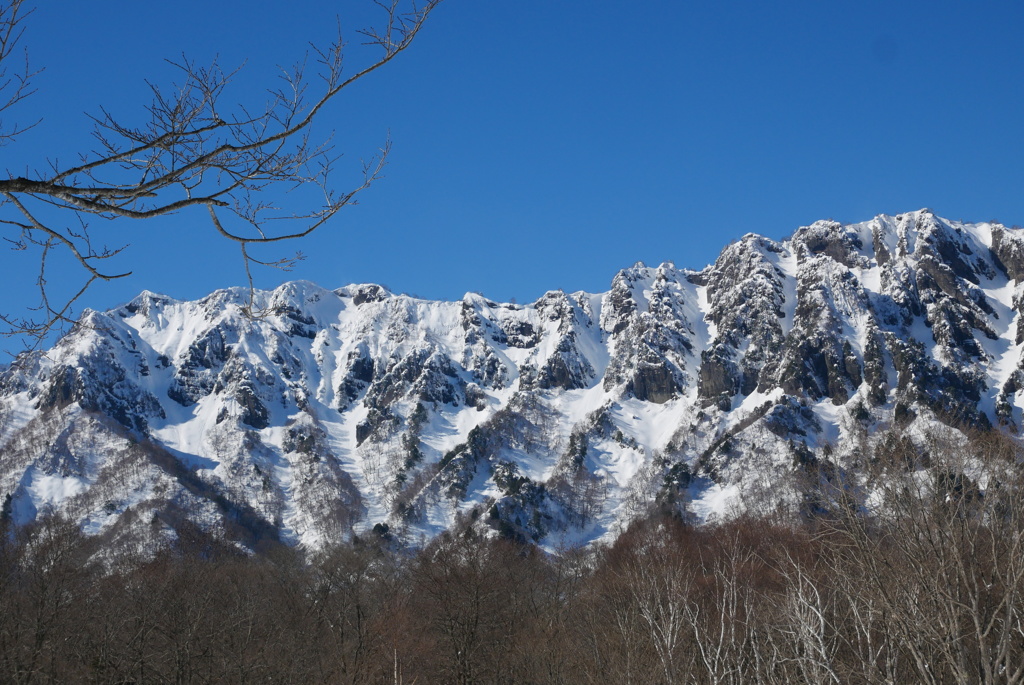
[617, 525, 695, 684]
[0, 0, 442, 344]
[685, 541, 758, 685]
[772, 554, 841, 685]
[822, 429, 1024, 685]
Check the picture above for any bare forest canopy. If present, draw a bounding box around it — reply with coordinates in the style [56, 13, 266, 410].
[2, 427, 1023, 684]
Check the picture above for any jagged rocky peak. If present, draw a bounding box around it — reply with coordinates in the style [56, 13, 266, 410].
[267, 280, 334, 315]
[337, 282, 392, 305]
[599, 260, 689, 331]
[600, 261, 649, 334]
[791, 218, 869, 269]
[705, 235, 787, 341]
[697, 235, 789, 407]
[520, 289, 597, 391]
[2, 209, 1024, 557]
[601, 262, 697, 404]
[988, 222, 1024, 281]
[122, 289, 177, 318]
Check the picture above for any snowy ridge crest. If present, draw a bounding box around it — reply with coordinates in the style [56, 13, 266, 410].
[2, 209, 1024, 554]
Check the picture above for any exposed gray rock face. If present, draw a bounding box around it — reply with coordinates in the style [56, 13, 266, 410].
[760, 252, 869, 404]
[698, 236, 788, 408]
[603, 264, 694, 404]
[2, 210, 1023, 554]
[991, 225, 1024, 281]
[522, 291, 596, 391]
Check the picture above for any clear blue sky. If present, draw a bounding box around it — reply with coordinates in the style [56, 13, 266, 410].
[3, 0, 1023, 342]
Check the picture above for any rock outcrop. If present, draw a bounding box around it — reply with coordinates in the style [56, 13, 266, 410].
[1, 210, 1022, 554]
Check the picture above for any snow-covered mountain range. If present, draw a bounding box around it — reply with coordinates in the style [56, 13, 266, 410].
[2, 209, 1023, 554]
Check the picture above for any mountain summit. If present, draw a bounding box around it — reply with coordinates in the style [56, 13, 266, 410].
[2, 210, 1022, 554]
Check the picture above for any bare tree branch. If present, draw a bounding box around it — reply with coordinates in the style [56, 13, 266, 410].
[0, 0, 40, 146]
[0, 0, 443, 347]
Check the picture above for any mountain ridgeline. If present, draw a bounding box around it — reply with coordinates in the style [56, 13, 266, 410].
[2, 209, 1023, 554]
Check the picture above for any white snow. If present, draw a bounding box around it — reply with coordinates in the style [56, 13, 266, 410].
[5, 210, 1024, 554]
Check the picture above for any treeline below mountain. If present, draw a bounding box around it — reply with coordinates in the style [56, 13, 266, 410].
[2, 429, 1023, 684]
